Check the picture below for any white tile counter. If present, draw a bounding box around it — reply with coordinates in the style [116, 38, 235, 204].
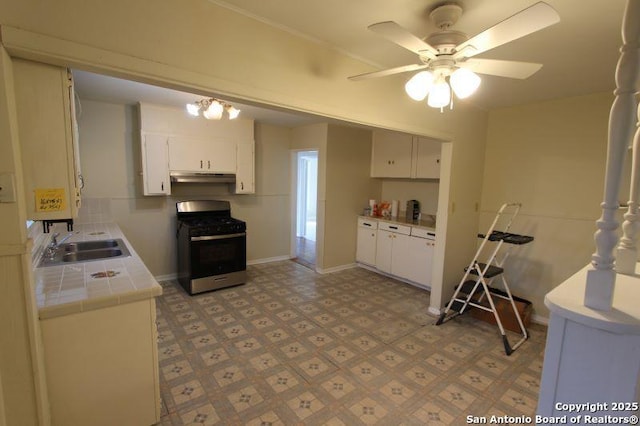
[33, 222, 162, 319]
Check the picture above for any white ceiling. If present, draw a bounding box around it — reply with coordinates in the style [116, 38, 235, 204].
[74, 0, 626, 124]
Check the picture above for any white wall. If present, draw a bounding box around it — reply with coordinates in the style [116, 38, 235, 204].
[482, 92, 614, 318]
[381, 180, 440, 218]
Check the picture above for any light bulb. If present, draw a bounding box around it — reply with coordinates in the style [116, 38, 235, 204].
[186, 103, 200, 116]
[404, 71, 433, 101]
[202, 100, 223, 120]
[226, 106, 240, 119]
[427, 81, 451, 108]
[450, 68, 481, 99]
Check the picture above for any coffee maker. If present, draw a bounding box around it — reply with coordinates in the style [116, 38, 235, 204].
[406, 200, 420, 221]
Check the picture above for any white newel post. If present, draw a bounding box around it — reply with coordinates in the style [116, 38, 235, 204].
[537, 2, 640, 424]
[585, 0, 640, 310]
[617, 100, 640, 273]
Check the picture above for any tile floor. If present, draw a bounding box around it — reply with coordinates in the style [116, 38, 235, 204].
[155, 261, 546, 425]
[294, 237, 316, 268]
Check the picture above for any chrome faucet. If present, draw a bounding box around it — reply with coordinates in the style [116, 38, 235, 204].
[46, 232, 73, 258]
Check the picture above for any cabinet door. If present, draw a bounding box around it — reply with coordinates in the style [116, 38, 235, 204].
[168, 138, 203, 171]
[370, 130, 413, 178]
[413, 137, 441, 179]
[142, 134, 170, 195]
[356, 227, 377, 266]
[235, 140, 255, 193]
[204, 139, 236, 173]
[375, 230, 394, 273]
[390, 233, 413, 277]
[13, 59, 79, 220]
[404, 236, 434, 287]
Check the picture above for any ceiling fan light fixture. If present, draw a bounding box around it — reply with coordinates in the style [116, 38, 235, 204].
[427, 80, 451, 109]
[450, 68, 481, 99]
[404, 70, 433, 101]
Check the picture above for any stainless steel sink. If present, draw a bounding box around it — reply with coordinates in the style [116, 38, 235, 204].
[38, 238, 132, 267]
[64, 239, 119, 252]
[62, 248, 125, 262]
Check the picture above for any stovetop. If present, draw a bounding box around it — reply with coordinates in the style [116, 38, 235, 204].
[178, 216, 246, 237]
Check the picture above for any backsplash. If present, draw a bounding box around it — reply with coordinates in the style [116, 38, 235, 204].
[380, 179, 439, 216]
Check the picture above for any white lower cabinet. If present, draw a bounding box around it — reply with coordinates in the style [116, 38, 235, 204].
[356, 218, 378, 266]
[405, 231, 435, 287]
[358, 217, 435, 288]
[375, 222, 412, 276]
[41, 299, 160, 426]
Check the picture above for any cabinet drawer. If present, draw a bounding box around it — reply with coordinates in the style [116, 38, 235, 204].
[411, 227, 436, 240]
[358, 217, 378, 229]
[378, 221, 411, 235]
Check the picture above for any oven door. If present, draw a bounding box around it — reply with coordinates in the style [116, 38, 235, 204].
[189, 232, 246, 279]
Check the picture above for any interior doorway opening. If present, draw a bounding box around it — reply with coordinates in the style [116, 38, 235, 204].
[294, 150, 318, 268]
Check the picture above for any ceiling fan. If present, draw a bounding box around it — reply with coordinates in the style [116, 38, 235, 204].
[349, 1, 560, 109]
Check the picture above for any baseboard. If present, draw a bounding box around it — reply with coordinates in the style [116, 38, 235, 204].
[155, 273, 177, 282]
[316, 263, 357, 274]
[531, 314, 549, 326]
[247, 255, 292, 265]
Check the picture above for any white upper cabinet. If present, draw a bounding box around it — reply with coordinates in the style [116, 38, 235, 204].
[13, 59, 82, 220]
[141, 133, 170, 195]
[370, 130, 441, 179]
[370, 130, 413, 178]
[234, 140, 255, 194]
[138, 103, 255, 195]
[413, 137, 441, 179]
[168, 137, 236, 174]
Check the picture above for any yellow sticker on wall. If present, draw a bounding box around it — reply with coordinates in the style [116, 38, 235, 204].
[35, 188, 67, 212]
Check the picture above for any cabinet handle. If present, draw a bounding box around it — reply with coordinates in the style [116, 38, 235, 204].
[208, 160, 211, 169]
[161, 182, 164, 191]
[200, 160, 203, 169]
[389, 226, 398, 230]
[241, 182, 244, 190]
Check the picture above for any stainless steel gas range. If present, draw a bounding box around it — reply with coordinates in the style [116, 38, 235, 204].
[176, 200, 246, 295]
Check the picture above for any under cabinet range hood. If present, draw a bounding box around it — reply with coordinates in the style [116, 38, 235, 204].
[169, 172, 236, 184]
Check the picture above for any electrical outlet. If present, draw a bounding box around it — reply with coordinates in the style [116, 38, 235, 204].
[0, 173, 16, 203]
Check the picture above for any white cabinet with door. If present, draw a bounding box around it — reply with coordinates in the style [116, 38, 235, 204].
[13, 59, 82, 220]
[370, 130, 441, 179]
[413, 137, 441, 179]
[356, 217, 378, 266]
[404, 228, 435, 288]
[141, 133, 170, 195]
[370, 130, 413, 178]
[375, 222, 412, 275]
[356, 217, 435, 289]
[234, 140, 255, 194]
[168, 137, 236, 173]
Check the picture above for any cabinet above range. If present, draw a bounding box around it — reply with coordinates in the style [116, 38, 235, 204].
[138, 103, 255, 195]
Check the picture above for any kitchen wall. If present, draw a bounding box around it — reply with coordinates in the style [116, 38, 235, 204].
[380, 180, 440, 218]
[481, 91, 615, 319]
[324, 124, 379, 270]
[77, 99, 293, 277]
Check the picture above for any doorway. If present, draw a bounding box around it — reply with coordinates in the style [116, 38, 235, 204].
[294, 150, 318, 268]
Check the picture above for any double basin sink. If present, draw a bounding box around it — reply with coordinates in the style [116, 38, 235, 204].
[39, 238, 132, 267]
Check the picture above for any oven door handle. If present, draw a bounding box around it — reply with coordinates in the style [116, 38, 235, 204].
[190, 233, 246, 242]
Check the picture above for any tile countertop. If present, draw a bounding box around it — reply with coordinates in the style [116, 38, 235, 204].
[33, 222, 163, 320]
[359, 215, 437, 233]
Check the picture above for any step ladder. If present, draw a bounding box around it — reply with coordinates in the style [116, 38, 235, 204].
[435, 203, 534, 355]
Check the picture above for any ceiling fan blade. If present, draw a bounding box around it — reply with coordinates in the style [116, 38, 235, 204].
[453, 2, 560, 60]
[459, 58, 543, 79]
[348, 64, 427, 81]
[368, 21, 438, 59]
